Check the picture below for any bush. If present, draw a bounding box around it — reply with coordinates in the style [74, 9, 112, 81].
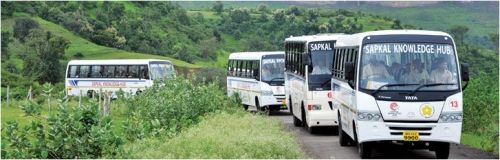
[192, 67, 226, 89]
[122, 77, 240, 142]
[1, 98, 123, 158]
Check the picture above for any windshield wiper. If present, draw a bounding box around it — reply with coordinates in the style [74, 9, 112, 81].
[410, 83, 456, 95]
[371, 83, 420, 95]
[269, 77, 284, 82]
[320, 79, 331, 87]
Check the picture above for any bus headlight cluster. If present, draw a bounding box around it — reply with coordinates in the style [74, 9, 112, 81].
[261, 90, 274, 96]
[439, 113, 462, 123]
[357, 112, 382, 121]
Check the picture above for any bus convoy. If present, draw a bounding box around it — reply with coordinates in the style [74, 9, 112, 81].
[226, 30, 469, 159]
[64, 30, 469, 159]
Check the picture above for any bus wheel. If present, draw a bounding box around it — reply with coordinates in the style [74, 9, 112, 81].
[255, 98, 264, 111]
[358, 142, 372, 159]
[434, 142, 450, 159]
[338, 114, 349, 146]
[293, 115, 302, 127]
[243, 104, 249, 111]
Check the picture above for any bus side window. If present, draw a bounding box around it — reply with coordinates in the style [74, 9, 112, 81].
[68, 65, 79, 78]
[115, 65, 127, 78]
[128, 65, 139, 78]
[90, 65, 102, 78]
[104, 65, 116, 78]
[139, 65, 149, 79]
[79, 65, 90, 78]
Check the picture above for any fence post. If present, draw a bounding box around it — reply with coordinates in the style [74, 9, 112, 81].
[99, 89, 102, 111]
[48, 93, 51, 112]
[6, 86, 9, 107]
[27, 86, 33, 101]
[79, 90, 82, 108]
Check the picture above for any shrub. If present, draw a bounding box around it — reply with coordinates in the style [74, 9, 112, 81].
[122, 77, 240, 141]
[1, 98, 123, 158]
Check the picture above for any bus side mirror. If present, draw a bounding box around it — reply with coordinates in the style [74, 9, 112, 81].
[345, 62, 355, 82]
[302, 55, 313, 73]
[461, 63, 469, 90]
[460, 63, 469, 81]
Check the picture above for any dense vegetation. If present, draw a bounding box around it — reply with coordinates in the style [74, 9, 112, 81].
[2, 77, 303, 158]
[1, 1, 498, 155]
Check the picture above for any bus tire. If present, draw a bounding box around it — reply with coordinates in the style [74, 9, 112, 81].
[338, 114, 349, 146]
[243, 104, 249, 111]
[434, 142, 450, 159]
[293, 115, 302, 127]
[288, 97, 293, 114]
[255, 98, 264, 111]
[358, 142, 372, 159]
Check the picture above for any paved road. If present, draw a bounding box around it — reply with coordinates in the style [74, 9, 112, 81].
[269, 110, 498, 159]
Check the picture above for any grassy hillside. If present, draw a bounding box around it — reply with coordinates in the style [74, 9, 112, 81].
[1, 14, 200, 69]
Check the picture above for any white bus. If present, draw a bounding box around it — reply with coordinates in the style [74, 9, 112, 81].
[227, 52, 286, 114]
[331, 30, 469, 158]
[284, 34, 343, 133]
[65, 59, 175, 97]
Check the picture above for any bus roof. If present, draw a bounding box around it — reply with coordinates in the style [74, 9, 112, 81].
[287, 30, 454, 47]
[229, 51, 284, 60]
[285, 33, 345, 43]
[67, 59, 172, 65]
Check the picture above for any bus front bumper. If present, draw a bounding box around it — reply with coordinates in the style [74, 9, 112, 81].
[307, 110, 338, 127]
[356, 121, 461, 144]
[261, 95, 287, 109]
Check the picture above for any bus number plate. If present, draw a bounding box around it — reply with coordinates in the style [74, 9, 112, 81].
[403, 131, 419, 141]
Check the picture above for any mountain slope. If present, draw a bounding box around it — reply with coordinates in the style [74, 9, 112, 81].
[1, 14, 200, 69]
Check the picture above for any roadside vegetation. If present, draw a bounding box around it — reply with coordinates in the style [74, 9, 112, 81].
[1, 77, 304, 158]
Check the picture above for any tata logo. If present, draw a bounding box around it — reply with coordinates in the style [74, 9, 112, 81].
[405, 96, 418, 100]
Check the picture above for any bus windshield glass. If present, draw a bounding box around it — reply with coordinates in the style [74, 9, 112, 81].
[360, 43, 459, 91]
[308, 41, 334, 90]
[261, 56, 285, 83]
[150, 63, 175, 80]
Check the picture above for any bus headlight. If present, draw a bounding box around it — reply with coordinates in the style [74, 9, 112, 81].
[357, 112, 382, 121]
[439, 112, 462, 123]
[261, 90, 273, 96]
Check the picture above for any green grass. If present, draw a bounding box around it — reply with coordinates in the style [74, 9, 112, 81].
[125, 111, 304, 158]
[462, 133, 499, 154]
[1, 15, 200, 69]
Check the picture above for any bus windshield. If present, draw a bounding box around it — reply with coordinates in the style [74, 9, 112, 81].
[261, 56, 285, 83]
[359, 43, 459, 91]
[150, 63, 175, 80]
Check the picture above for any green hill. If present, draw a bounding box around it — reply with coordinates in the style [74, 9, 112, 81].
[1, 14, 200, 69]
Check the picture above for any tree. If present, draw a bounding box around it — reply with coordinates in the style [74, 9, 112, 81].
[449, 25, 469, 43]
[305, 9, 319, 22]
[489, 33, 499, 49]
[13, 17, 40, 43]
[288, 5, 301, 16]
[1, 1, 15, 17]
[212, 1, 223, 15]
[200, 38, 218, 60]
[1, 31, 13, 61]
[24, 29, 70, 84]
[273, 9, 286, 23]
[229, 8, 250, 24]
[257, 3, 268, 13]
[391, 19, 402, 29]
